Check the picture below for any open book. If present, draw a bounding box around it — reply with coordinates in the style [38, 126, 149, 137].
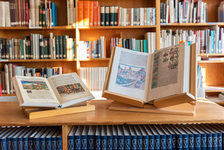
[103, 43, 197, 107]
[13, 72, 94, 108]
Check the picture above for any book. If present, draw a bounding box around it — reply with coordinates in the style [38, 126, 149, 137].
[103, 43, 196, 107]
[13, 72, 94, 108]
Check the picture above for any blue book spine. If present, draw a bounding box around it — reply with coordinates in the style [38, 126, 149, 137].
[113, 135, 118, 150]
[28, 137, 33, 150]
[155, 135, 160, 150]
[56, 137, 62, 150]
[95, 135, 101, 150]
[0, 139, 7, 150]
[34, 138, 40, 150]
[7, 138, 12, 150]
[201, 134, 207, 150]
[51, 2, 57, 26]
[189, 134, 194, 150]
[211, 31, 215, 53]
[46, 138, 52, 150]
[137, 135, 142, 150]
[212, 133, 218, 150]
[147, 8, 150, 25]
[149, 135, 154, 150]
[171, 135, 176, 150]
[124, 136, 131, 150]
[23, 138, 29, 150]
[101, 136, 107, 150]
[183, 135, 189, 150]
[87, 135, 94, 150]
[194, 134, 201, 150]
[97, 39, 101, 58]
[131, 136, 137, 150]
[18, 138, 23, 150]
[40, 138, 45, 150]
[117, 135, 124, 150]
[81, 135, 87, 150]
[207, 133, 213, 150]
[68, 136, 74, 150]
[12, 138, 18, 150]
[160, 135, 166, 150]
[142, 135, 149, 150]
[176, 135, 183, 150]
[166, 135, 172, 150]
[217, 132, 222, 150]
[51, 137, 57, 150]
[107, 136, 113, 150]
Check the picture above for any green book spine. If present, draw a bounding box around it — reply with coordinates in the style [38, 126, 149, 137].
[122, 39, 125, 48]
[105, 6, 110, 26]
[114, 6, 118, 26]
[109, 6, 114, 26]
[42, 5, 46, 27]
[59, 36, 63, 59]
[100, 6, 105, 26]
[39, 38, 44, 59]
[63, 36, 69, 59]
[143, 40, 148, 53]
[55, 36, 59, 59]
[20, 40, 23, 59]
[39, 5, 43, 27]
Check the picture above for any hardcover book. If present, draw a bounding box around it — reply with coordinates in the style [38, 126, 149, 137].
[103, 43, 197, 108]
[13, 72, 94, 108]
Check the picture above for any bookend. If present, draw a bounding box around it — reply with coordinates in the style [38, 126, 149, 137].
[22, 104, 95, 119]
[104, 44, 197, 115]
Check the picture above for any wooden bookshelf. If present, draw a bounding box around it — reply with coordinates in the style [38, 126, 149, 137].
[198, 53, 224, 57]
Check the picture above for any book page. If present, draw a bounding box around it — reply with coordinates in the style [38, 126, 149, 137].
[48, 73, 93, 105]
[15, 76, 59, 107]
[108, 47, 149, 102]
[148, 43, 187, 101]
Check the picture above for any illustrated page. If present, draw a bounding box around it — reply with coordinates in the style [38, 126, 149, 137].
[108, 47, 149, 101]
[15, 76, 58, 105]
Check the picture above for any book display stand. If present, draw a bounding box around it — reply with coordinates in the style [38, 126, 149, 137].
[22, 105, 95, 119]
[103, 44, 198, 115]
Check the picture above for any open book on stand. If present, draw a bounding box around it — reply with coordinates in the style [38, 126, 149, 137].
[13, 72, 94, 108]
[103, 43, 197, 109]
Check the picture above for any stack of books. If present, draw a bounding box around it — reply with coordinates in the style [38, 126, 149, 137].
[0, 0, 57, 27]
[68, 124, 224, 150]
[160, 0, 207, 23]
[0, 126, 62, 150]
[0, 33, 75, 60]
[78, 1, 156, 27]
[1, 64, 62, 95]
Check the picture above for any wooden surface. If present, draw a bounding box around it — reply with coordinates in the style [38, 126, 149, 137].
[0, 100, 224, 126]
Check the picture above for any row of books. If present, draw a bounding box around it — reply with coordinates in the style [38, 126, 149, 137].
[1, 64, 62, 95]
[0, 33, 75, 60]
[160, 28, 224, 54]
[78, 36, 106, 59]
[0, 0, 57, 27]
[67, 0, 76, 26]
[79, 67, 108, 91]
[0, 126, 62, 150]
[160, 0, 207, 23]
[68, 124, 224, 150]
[110, 32, 156, 54]
[78, 1, 156, 27]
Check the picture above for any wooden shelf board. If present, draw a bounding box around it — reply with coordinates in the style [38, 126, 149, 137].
[0, 100, 224, 126]
[198, 60, 224, 64]
[161, 23, 215, 27]
[79, 25, 157, 30]
[0, 26, 76, 30]
[1, 94, 16, 96]
[0, 59, 76, 62]
[206, 90, 224, 92]
[198, 53, 224, 57]
[79, 58, 110, 61]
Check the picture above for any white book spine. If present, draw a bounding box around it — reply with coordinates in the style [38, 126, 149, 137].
[140, 8, 144, 26]
[131, 8, 134, 26]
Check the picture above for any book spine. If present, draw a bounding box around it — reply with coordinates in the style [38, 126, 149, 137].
[101, 6, 105, 26]
[109, 6, 114, 26]
[83, 1, 89, 27]
[105, 6, 110, 26]
[89, 1, 93, 26]
[114, 6, 118, 26]
[78, 1, 84, 27]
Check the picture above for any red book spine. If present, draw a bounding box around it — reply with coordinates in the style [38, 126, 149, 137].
[78, 1, 84, 27]
[93, 1, 98, 26]
[89, 1, 93, 27]
[18, 0, 21, 26]
[25, 1, 29, 26]
[83, 1, 89, 27]
[97, 5, 100, 26]
[117, 7, 119, 26]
